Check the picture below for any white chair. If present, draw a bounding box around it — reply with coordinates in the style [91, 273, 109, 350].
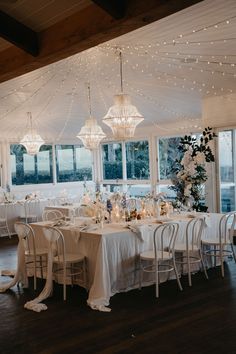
[174, 217, 208, 287]
[0, 204, 11, 238]
[42, 225, 87, 300]
[42, 209, 64, 221]
[19, 199, 40, 223]
[77, 204, 95, 217]
[202, 212, 236, 277]
[139, 222, 182, 298]
[14, 222, 48, 290]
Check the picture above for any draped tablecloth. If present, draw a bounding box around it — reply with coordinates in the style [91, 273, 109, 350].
[28, 213, 222, 312]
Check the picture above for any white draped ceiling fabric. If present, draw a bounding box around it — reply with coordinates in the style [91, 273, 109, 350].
[0, 0, 235, 143]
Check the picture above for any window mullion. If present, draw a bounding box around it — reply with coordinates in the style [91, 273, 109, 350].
[122, 141, 127, 181]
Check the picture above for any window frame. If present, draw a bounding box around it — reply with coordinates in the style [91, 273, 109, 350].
[100, 138, 152, 187]
[216, 128, 236, 212]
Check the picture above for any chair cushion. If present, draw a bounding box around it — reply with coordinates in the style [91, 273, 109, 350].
[202, 237, 231, 246]
[53, 253, 84, 263]
[25, 248, 48, 256]
[140, 250, 172, 261]
[175, 243, 199, 252]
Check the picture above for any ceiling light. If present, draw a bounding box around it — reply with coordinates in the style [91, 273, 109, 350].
[102, 50, 144, 139]
[77, 83, 106, 150]
[20, 112, 44, 155]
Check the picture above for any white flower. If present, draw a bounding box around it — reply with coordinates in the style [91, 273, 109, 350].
[180, 150, 192, 167]
[194, 152, 205, 165]
[184, 184, 192, 197]
[185, 161, 197, 175]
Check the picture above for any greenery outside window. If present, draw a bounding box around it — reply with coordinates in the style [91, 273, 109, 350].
[11, 144, 53, 185]
[102, 143, 123, 180]
[126, 140, 150, 180]
[55, 145, 92, 183]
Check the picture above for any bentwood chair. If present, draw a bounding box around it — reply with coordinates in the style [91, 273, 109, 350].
[139, 222, 182, 298]
[14, 222, 48, 290]
[202, 212, 236, 277]
[0, 204, 11, 238]
[42, 225, 87, 301]
[19, 199, 40, 223]
[42, 209, 64, 222]
[174, 217, 208, 286]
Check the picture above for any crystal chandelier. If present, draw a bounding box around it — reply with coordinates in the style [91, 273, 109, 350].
[77, 83, 106, 150]
[103, 50, 144, 139]
[20, 112, 45, 155]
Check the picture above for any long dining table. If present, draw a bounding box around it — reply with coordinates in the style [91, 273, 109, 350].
[0, 212, 222, 312]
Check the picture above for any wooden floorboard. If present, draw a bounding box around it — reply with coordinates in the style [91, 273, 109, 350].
[0, 236, 236, 354]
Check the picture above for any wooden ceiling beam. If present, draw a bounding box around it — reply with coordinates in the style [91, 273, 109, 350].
[91, 0, 126, 19]
[0, 0, 203, 83]
[0, 10, 39, 57]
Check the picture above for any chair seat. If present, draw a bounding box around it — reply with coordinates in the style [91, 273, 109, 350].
[0, 218, 7, 223]
[53, 253, 84, 263]
[140, 249, 172, 261]
[25, 248, 48, 257]
[175, 243, 200, 252]
[202, 237, 231, 246]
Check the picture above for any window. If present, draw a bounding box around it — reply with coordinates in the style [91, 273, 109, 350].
[126, 140, 150, 180]
[219, 130, 235, 212]
[10, 144, 53, 185]
[55, 145, 92, 183]
[102, 143, 123, 180]
[158, 136, 183, 180]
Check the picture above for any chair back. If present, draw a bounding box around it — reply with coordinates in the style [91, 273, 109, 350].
[153, 222, 179, 260]
[219, 212, 236, 244]
[42, 209, 64, 221]
[186, 217, 205, 251]
[42, 226, 66, 264]
[0, 203, 8, 220]
[77, 204, 95, 217]
[14, 221, 36, 256]
[24, 198, 40, 222]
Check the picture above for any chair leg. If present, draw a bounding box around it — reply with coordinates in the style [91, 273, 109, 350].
[139, 257, 142, 290]
[39, 256, 43, 279]
[187, 253, 192, 287]
[155, 261, 159, 298]
[63, 264, 66, 301]
[33, 262, 37, 290]
[173, 257, 183, 291]
[70, 264, 74, 287]
[220, 247, 224, 278]
[199, 249, 208, 280]
[83, 259, 87, 291]
[230, 244, 236, 263]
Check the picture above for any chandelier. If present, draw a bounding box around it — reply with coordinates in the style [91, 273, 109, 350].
[77, 83, 106, 150]
[20, 112, 45, 155]
[103, 50, 144, 139]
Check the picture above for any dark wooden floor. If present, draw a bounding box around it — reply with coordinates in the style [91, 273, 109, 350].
[0, 236, 236, 354]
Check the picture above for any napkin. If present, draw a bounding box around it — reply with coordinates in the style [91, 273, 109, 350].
[127, 224, 148, 241]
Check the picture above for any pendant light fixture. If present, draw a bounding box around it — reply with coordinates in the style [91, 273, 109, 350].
[102, 50, 144, 139]
[20, 112, 45, 155]
[77, 83, 106, 150]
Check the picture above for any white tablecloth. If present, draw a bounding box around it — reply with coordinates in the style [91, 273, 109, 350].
[29, 212, 222, 311]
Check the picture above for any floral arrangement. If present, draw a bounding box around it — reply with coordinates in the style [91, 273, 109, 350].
[169, 127, 217, 212]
